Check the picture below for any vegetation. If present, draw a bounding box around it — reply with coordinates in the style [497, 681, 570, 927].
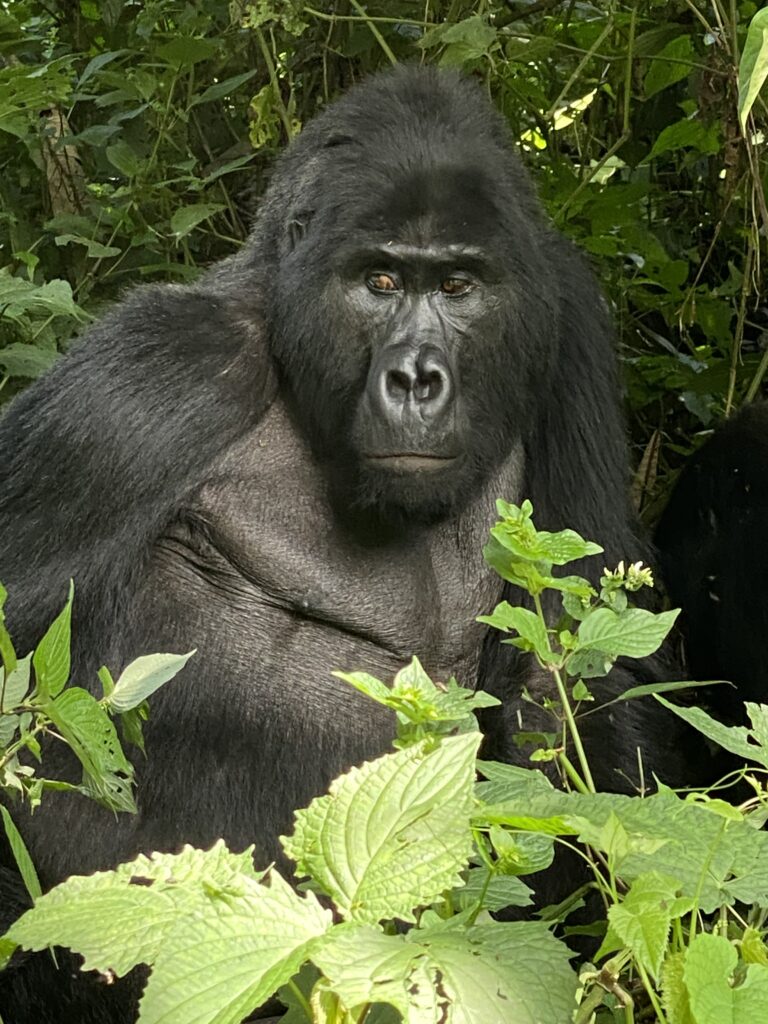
[2, 2, 768, 1021]
[5, 502, 768, 1022]
[1, 0, 766, 514]
[0, 581, 190, 903]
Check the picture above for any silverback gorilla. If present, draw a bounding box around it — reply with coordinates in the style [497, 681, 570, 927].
[0, 67, 698, 1022]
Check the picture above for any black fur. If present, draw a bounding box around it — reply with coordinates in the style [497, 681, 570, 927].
[0, 67, 699, 1022]
[656, 401, 768, 712]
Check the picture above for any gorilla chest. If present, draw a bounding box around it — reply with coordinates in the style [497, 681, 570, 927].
[152, 399, 513, 691]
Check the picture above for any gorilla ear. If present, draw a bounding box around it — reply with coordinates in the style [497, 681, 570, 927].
[287, 210, 315, 252]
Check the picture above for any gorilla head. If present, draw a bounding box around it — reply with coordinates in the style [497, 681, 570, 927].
[251, 68, 560, 519]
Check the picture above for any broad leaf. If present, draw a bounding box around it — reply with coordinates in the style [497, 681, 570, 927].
[738, 8, 768, 130]
[282, 734, 479, 924]
[578, 607, 679, 659]
[107, 651, 194, 713]
[32, 582, 73, 699]
[315, 920, 577, 1023]
[684, 933, 768, 1023]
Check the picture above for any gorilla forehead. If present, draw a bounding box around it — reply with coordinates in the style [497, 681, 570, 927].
[349, 164, 503, 249]
[259, 65, 542, 262]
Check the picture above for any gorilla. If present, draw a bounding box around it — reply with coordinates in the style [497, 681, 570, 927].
[656, 401, 768, 715]
[0, 66, 698, 1021]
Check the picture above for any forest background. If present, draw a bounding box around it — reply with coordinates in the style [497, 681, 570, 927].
[0, 0, 766, 520]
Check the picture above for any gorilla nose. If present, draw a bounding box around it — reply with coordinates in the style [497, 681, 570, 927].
[376, 345, 454, 421]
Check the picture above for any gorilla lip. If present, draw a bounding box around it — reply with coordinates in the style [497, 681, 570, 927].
[365, 454, 458, 472]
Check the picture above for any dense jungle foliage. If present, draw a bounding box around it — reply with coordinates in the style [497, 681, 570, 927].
[0, 0, 766, 520]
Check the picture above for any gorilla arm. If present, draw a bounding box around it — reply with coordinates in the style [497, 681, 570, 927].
[0, 281, 276, 652]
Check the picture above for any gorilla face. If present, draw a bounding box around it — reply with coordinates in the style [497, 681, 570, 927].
[261, 70, 560, 519]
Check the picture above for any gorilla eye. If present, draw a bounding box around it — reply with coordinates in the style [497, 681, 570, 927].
[367, 273, 400, 294]
[440, 277, 473, 297]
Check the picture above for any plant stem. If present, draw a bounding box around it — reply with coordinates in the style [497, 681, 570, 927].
[530, 592, 595, 792]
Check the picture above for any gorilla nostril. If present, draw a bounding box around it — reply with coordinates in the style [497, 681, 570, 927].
[414, 371, 443, 403]
[386, 368, 413, 398]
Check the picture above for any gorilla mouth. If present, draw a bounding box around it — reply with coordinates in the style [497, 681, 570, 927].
[365, 454, 458, 472]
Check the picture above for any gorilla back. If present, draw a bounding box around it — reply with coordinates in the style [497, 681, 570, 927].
[0, 67, 689, 1021]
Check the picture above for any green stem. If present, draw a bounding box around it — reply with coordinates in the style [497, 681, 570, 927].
[530, 592, 595, 792]
[558, 751, 591, 794]
[636, 962, 667, 1024]
[348, 0, 398, 65]
[287, 978, 312, 1020]
[552, 666, 595, 791]
[255, 28, 294, 140]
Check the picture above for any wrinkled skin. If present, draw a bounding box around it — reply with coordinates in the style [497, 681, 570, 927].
[0, 68, 702, 1022]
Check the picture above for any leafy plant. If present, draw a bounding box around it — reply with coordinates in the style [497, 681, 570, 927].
[6, 502, 768, 1022]
[0, 581, 191, 898]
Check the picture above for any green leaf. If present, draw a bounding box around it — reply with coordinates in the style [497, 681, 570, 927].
[644, 36, 694, 98]
[190, 70, 258, 107]
[44, 687, 136, 812]
[106, 140, 141, 177]
[282, 733, 479, 924]
[5, 843, 331, 1024]
[54, 234, 122, 259]
[0, 343, 58, 379]
[32, 582, 73, 700]
[577, 607, 679, 659]
[1, 652, 30, 711]
[335, 657, 497, 746]
[0, 583, 16, 675]
[662, 951, 695, 1024]
[0, 273, 84, 322]
[746, 703, 768, 751]
[488, 825, 555, 876]
[454, 868, 532, 912]
[738, 8, 768, 130]
[604, 872, 691, 978]
[656, 697, 768, 767]
[0, 805, 42, 901]
[742, 927, 768, 967]
[648, 118, 721, 160]
[170, 203, 225, 239]
[107, 651, 194, 713]
[684, 932, 768, 1023]
[77, 49, 130, 88]
[158, 36, 217, 66]
[314, 920, 577, 1023]
[477, 602, 551, 660]
[612, 678, 727, 703]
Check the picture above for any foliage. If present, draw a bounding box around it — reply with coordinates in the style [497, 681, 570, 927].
[0, 0, 766, 512]
[6, 502, 768, 1023]
[0, 581, 191, 902]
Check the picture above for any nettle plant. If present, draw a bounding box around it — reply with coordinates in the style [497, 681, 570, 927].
[4, 503, 768, 1024]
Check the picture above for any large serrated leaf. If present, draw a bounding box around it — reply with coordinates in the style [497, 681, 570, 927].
[684, 933, 768, 1023]
[139, 870, 330, 1024]
[5, 843, 332, 1024]
[282, 733, 479, 924]
[605, 872, 691, 979]
[315, 920, 577, 1023]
